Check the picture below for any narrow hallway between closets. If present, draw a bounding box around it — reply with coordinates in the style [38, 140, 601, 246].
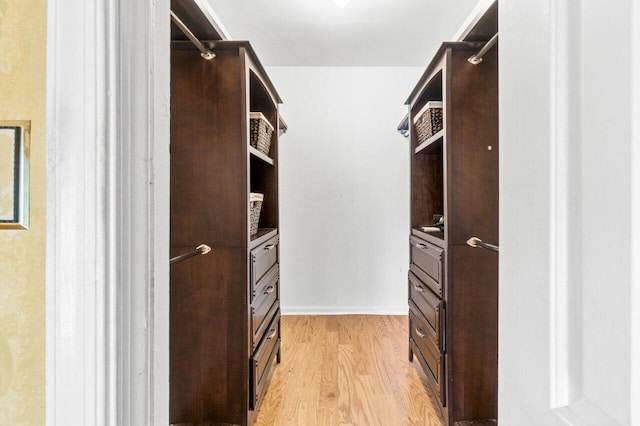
[253, 315, 444, 426]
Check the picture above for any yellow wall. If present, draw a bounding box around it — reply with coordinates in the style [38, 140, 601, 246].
[0, 0, 47, 424]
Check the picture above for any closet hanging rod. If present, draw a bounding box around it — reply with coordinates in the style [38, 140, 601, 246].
[468, 33, 498, 65]
[170, 10, 216, 60]
[170, 244, 212, 265]
[466, 237, 499, 253]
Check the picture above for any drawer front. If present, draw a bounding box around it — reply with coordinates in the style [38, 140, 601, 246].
[252, 296, 279, 351]
[252, 263, 279, 304]
[410, 309, 445, 405]
[251, 311, 280, 409]
[409, 264, 441, 297]
[409, 236, 443, 289]
[409, 272, 441, 348]
[251, 235, 279, 285]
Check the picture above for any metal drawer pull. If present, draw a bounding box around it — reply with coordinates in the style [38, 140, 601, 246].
[415, 243, 428, 250]
[413, 284, 425, 292]
[264, 286, 275, 294]
[415, 327, 428, 339]
[264, 244, 276, 251]
[170, 244, 211, 265]
[266, 328, 277, 339]
[466, 236, 499, 253]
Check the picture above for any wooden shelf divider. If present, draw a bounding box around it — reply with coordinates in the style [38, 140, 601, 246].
[249, 146, 275, 166]
[414, 129, 444, 155]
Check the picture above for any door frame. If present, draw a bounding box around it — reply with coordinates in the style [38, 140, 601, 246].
[45, 0, 170, 424]
[631, 1, 640, 423]
[499, 0, 640, 424]
[44, 0, 640, 424]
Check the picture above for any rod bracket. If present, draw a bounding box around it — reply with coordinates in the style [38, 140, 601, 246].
[466, 236, 499, 253]
[171, 10, 216, 61]
[170, 244, 212, 265]
[467, 33, 499, 66]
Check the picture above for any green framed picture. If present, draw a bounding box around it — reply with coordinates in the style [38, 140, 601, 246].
[0, 121, 30, 230]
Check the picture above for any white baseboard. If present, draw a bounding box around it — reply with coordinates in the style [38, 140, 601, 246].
[281, 306, 408, 316]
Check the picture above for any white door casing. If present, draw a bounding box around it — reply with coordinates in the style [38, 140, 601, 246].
[631, 1, 640, 424]
[46, 0, 170, 424]
[500, 0, 639, 424]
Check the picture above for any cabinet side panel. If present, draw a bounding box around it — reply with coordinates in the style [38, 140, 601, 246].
[169, 247, 248, 424]
[171, 47, 248, 247]
[170, 45, 250, 424]
[448, 245, 498, 421]
[446, 50, 498, 246]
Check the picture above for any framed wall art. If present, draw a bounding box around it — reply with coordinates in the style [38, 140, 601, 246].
[0, 121, 30, 229]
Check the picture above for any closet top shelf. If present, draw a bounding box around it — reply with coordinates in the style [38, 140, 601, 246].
[279, 116, 288, 136]
[172, 40, 283, 104]
[170, 0, 228, 42]
[397, 114, 410, 138]
[405, 41, 485, 106]
[456, 0, 498, 42]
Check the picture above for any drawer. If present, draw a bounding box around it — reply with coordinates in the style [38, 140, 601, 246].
[409, 236, 443, 291]
[410, 309, 445, 405]
[252, 263, 279, 303]
[251, 311, 280, 410]
[409, 264, 441, 297]
[409, 272, 441, 348]
[251, 234, 279, 285]
[252, 297, 279, 351]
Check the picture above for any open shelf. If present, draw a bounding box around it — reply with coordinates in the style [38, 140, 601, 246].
[250, 153, 278, 232]
[249, 146, 275, 166]
[411, 131, 443, 232]
[414, 129, 444, 154]
[412, 227, 445, 247]
[250, 227, 278, 247]
[411, 70, 443, 113]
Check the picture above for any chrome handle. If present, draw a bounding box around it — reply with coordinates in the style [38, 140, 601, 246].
[415, 327, 428, 339]
[466, 237, 499, 253]
[266, 328, 277, 339]
[264, 286, 275, 295]
[414, 243, 428, 250]
[264, 244, 276, 251]
[413, 284, 425, 293]
[170, 244, 212, 265]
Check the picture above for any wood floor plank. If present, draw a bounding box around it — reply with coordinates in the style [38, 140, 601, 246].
[254, 315, 444, 426]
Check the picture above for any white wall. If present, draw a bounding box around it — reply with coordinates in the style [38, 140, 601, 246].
[267, 66, 422, 315]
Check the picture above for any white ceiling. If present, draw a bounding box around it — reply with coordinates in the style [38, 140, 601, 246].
[206, 0, 481, 67]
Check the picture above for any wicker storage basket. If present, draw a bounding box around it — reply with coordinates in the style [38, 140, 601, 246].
[249, 112, 274, 155]
[249, 193, 264, 235]
[413, 101, 443, 144]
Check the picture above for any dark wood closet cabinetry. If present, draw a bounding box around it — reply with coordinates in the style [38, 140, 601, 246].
[170, 40, 284, 425]
[404, 3, 499, 424]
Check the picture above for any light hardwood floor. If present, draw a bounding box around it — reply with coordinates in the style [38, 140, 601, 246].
[254, 315, 444, 426]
